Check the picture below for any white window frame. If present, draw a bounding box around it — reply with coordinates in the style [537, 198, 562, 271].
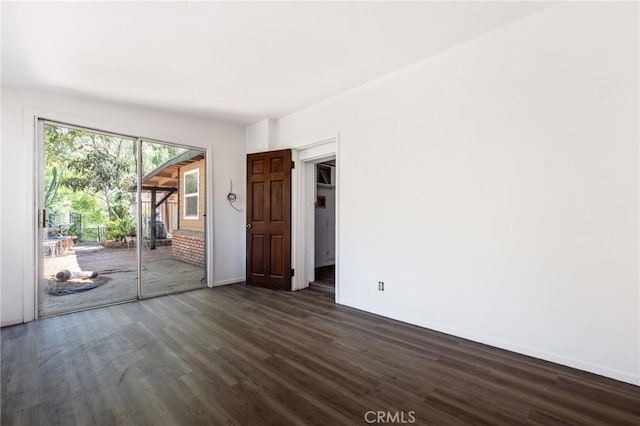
[183, 168, 199, 219]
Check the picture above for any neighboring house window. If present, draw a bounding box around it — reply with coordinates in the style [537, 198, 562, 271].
[184, 169, 199, 219]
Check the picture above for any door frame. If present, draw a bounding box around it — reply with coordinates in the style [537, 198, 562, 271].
[28, 109, 215, 320]
[291, 135, 340, 303]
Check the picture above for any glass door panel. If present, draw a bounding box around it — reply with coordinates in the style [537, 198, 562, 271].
[139, 141, 207, 297]
[39, 121, 139, 316]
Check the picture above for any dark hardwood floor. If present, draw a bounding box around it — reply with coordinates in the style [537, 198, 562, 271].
[311, 265, 335, 296]
[314, 265, 335, 285]
[2, 284, 639, 425]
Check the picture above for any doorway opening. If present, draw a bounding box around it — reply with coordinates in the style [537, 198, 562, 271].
[291, 137, 338, 300]
[37, 120, 209, 317]
[244, 139, 337, 299]
[309, 160, 336, 297]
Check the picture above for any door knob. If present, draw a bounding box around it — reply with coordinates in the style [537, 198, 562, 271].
[246, 223, 252, 229]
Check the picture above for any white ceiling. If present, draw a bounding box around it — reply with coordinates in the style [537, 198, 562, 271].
[2, 2, 553, 124]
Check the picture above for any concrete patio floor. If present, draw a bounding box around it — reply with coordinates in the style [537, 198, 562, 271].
[40, 244, 205, 316]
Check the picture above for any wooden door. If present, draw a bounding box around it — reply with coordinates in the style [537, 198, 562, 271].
[246, 149, 292, 290]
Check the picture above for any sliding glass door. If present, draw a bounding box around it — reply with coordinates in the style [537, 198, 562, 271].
[38, 122, 139, 316]
[38, 121, 207, 317]
[139, 140, 207, 297]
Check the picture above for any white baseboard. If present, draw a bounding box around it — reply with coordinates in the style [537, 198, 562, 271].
[213, 277, 244, 287]
[339, 298, 640, 387]
[1, 316, 24, 328]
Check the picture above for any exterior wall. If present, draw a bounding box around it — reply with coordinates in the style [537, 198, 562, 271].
[172, 230, 205, 267]
[178, 159, 205, 232]
[165, 193, 178, 233]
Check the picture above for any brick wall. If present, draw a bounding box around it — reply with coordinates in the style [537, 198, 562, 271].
[172, 230, 205, 267]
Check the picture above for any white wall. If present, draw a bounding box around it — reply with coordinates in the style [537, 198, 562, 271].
[1, 86, 246, 326]
[315, 184, 336, 267]
[275, 3, 640, 384]
[245, 118, 274, 154]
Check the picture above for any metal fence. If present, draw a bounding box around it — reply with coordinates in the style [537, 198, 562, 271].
[65, 226, 108, 244]
[52, 201, 177, 244]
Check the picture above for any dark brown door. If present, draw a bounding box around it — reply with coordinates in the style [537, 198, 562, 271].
[246, 149, 292, 290]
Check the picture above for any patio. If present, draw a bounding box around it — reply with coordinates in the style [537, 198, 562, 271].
[40, 243, 205, 316]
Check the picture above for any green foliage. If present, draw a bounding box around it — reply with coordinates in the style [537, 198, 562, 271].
[107, 216, 136, 240]
[142, 142, 186, 175]
[67, 223, 79, 237]
[69, 192, 104, 226]
[65, 150, 132, 193]
[44, 167, 60, 207]
[43, 124, 184, 241]
[45, 124, 136, 223]
[109, 192, 132, 221]
[44, 125, 75, 167]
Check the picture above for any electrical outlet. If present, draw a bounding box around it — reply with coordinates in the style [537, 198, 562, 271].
[378, 281, 385, 291]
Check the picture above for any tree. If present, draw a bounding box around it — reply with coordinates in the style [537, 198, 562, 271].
[44, 124, 136, 223]
[64, 140, 135, 220]
[43, 124, 187, 239]
[142, 142, 186, 175]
